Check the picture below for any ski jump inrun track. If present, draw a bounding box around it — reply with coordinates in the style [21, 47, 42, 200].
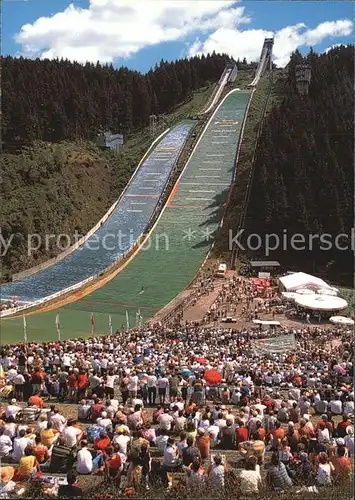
[0, 39, 273, 343]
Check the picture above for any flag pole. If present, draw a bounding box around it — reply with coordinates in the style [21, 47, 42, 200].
[55, 312, 61, 342]
[109, 315, 113, 335]
[23, 314, 27, 343]
[126, 310, 130, 330]
[91, 312, 95, 337]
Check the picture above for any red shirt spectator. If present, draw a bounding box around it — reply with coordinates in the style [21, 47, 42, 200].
[273, 426, 285, 442]
[94, 435, 111, 453]
[337, 417, 352, 438]
[256, 427, 266, 441]
[91, 401, 104, 421]
[33, 442, 49, 463]
[263, 398, 273, 410]
[29, 394, 44, 408]
[106, 452, 122, 478]
[332, 453, 352, 481]
[77, 373, 88, 389]
[68, 374, 78, 388]
[236, 425, 248, 445]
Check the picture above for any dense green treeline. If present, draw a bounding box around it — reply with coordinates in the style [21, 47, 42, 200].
[1, 53, 254, 149]
[244, 45, 353, 284]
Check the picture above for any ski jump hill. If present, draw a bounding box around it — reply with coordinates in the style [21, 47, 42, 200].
[0, 39, 274, 343]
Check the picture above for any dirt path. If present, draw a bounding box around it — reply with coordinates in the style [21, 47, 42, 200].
[180, 271, 338, 331]
[183, 282, 224, 323]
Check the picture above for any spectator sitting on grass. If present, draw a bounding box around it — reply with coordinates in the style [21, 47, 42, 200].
[76, 439, 104, 475]
[239, 455, 262, 496]
[267, 452, 293, 491]
[49, 436, 75, 473]
[15, 446, 40, 480]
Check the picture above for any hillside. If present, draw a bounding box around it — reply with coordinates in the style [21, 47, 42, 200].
[242, 45, 353, 285]
[0, 82, 217, 283]
[0, 141, 119, 280]
[1, 52, 257, 282]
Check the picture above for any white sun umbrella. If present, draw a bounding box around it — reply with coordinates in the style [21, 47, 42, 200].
[296, 288, 316, 295]
[295, 295, 348, 311]
[316, 288, 338, 296]
[329, 316, 354, 326]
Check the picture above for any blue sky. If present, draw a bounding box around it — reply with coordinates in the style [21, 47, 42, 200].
[2, 1, 353, 72]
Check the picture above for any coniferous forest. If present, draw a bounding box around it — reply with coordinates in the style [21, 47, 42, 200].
[245, 45, 353, 284]
[1, 52, 246, 148]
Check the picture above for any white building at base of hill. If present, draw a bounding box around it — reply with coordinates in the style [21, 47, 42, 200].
[278, 272, 338, 292]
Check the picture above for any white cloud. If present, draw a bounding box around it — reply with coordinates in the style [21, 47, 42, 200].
[13, 1, 353, 69]
[14, 0, 250, 63]
[188, 28, 273, 62]
[188, 19, 353, 68]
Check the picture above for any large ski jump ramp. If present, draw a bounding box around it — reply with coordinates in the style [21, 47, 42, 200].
[1, 90, 250, 343]
[0, 123, 192, 304]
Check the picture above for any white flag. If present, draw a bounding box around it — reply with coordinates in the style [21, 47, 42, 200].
[138, 309, 142, 328]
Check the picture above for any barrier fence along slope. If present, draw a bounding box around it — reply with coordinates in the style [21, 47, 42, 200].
[154, 43, 274, 326]
[150, 88, 253, 326]
[231, 67, 274, 267]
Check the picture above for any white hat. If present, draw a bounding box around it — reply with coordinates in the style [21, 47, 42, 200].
[336, 438, 345, 446]
[11, 398, 17, 404]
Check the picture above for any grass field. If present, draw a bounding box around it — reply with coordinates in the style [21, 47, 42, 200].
[1, 90, 251, 344]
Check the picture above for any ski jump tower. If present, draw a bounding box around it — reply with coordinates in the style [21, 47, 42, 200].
[249, 38, 274, 87]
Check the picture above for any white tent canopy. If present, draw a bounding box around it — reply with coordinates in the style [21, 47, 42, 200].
[295, 295, 348, 311]
[281, 292, 297, 301]
[296, 289, 316, 295]
[279, 272, 338, 292]
[316, 288, 338, 296]
[329, 316, 354, 325]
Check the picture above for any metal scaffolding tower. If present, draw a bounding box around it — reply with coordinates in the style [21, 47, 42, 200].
[295, 64, 312, 96]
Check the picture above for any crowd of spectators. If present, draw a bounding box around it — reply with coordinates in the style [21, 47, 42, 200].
[0, 321, 353, 497]
[202, 276, 284, 324]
